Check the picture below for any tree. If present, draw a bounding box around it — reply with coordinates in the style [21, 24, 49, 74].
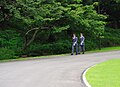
[100, 0, 120, 29]
[0, 0, 107, 51]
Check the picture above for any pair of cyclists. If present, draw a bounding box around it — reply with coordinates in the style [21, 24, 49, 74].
[71, 33, 85, 55]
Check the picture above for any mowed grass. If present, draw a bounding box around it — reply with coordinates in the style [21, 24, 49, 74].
[86, 59, 120, 87]
[87, 46, 120, 53]
[0, 46, 120, 62]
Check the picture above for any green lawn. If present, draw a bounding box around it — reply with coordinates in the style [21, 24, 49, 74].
[86, 59, 120, 87]
[87, 46, 120, 53]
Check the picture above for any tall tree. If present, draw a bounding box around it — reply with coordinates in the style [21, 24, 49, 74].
[0, 0, 106, 50]
[100, 0, 120, 29]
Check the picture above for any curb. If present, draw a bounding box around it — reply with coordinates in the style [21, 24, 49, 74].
[82, 65, 97, 87]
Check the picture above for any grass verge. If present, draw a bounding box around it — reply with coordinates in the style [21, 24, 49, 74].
[0, 53, 68, 63]
[86, 59, 120, 87]
[87, 46, 120, 53]
[0, 46, 120, 62]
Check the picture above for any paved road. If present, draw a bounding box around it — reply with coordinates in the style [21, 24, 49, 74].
[0, 51, 120, 87]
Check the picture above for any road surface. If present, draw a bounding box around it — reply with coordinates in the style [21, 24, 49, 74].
[0, 51, 120, 87]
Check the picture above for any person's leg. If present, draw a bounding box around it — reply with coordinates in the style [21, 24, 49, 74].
[81, 45, 85, 54]
[80, 45, 82, 53]
[80, 45, 83, 54]
[71, 45, 74, 55]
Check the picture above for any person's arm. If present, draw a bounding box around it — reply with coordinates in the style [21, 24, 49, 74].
[74, 37, 78, 45]
[72, 37, 75, 46]
[81, 37, 85, 45]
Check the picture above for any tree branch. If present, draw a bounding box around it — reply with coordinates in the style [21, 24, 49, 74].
[22, 26, 49, 51]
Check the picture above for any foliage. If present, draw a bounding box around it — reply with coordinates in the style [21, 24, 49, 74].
[102, 28, 120, 47]
[85, 40, 98, 50]
[0, 0, 106, 34]
[0, 48, 15, 60]
[26, 40, 71, 56]
[2, 0, 120, 59]
[0, 29, 22, 51]
[100, 0, 120, 29]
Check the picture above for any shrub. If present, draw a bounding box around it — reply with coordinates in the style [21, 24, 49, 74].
[85, 40, 98, 51]
[0, 29, 23, 52]
[23, 39, 100, 56]
[102, 28, 120, 47]
[26, 40, 72, 56]
[0, 48, 16, 60]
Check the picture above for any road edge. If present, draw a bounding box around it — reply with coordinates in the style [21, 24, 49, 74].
[1, 50, 120, 63]
[82, 65, 96, 87]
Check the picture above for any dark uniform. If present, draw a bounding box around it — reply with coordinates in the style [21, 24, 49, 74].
[71, 36, 78, 55]
[79, 36, 85, 54]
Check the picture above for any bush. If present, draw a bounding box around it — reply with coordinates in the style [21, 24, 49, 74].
[22, 39, 100, 56]
[85, 40, 98, 51]
[102, 28, 120, 47]
[0, 48, 16, 60]
[0, 29, 23, 52]
[26, 40, 72, 56]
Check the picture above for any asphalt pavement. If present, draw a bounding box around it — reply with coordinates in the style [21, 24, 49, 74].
[0, 51, 120, 87]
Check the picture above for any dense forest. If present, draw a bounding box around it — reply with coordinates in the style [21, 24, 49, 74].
[0, 0, 120, 59]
